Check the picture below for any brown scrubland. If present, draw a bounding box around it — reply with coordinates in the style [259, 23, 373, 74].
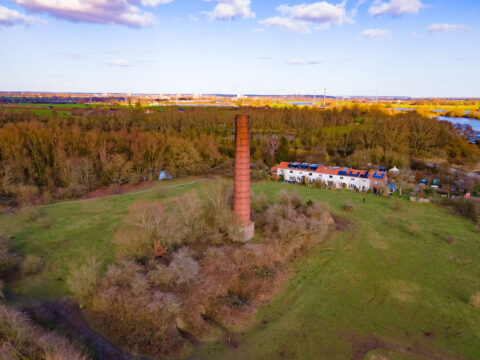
[63, 179, 334, 358]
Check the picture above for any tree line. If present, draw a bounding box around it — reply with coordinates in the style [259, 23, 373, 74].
[0, 105, 478, 204]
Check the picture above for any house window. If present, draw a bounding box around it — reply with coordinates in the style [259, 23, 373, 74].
[340, 177, 344, 180]
[329, 175, 333, 179]
[309, 173, 312, 176]
[375, 181, 378, 185]
[290, 171, 293, 173]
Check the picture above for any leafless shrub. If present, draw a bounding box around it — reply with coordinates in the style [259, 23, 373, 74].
[470, 293, 480, 308]
[253, 193, 333, 260]
[113, 228, 150, 261]
[343, 200, 355, 212]
[202, 177, 232, 213]
[407, 222, 420, 237]
[148, 264, 174, 290]
[102, 260, 143, 289]
[67, 256, 102, 307]
[391, 198, 403, 211]
[91, 266, 184, 357]
[251, 192, 269, 213]
[173, 191, 206, 244]
[169, 248, 199, 289]
[125, 200, 166, 241]
[387, 217, 396, 227]
[21, 254, 45, 276]
[276, 190, 302, 209]
[0, 304, 85, 360]
[91, 182, 334, 357]
[0, 303, 32, 354]
[38, 332, 85, 360]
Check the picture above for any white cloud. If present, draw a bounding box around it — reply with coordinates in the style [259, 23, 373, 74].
[136, 0, 173, 6]
[260, 1, 348, 33]
[369, 0, 423, 16]
[361, 28, 391, 39]
[427, 23, 470, 33]
[13, 0, 173, 27]
[260, 16, 311, 33]
[108, 59, 133, 67]
[188, 14, 198, 22]
[288, 58, 327, 65]
[351, 0, 366, 17]
[253, 27, 264, 32]
[259, 56, 271, 60]
[203, 0, 254, 20]
[0, 5, 36, 26]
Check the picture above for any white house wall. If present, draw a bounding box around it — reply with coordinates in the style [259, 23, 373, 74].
[277, 169, 373, 191]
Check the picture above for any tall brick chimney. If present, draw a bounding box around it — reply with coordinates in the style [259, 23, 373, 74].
[233, 114, 254, 242]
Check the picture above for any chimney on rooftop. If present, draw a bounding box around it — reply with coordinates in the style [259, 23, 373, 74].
[233, 114, 254, 242]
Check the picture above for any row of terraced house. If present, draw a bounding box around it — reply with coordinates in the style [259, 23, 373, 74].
[272, 162, 390, 193]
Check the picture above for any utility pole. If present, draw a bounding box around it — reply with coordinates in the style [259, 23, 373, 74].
[323, 88, 327, 107]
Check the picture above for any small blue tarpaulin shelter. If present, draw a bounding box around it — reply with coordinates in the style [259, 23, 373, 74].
[159, 170, 173, 180]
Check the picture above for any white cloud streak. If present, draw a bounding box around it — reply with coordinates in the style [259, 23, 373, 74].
[0, 5, 36, 26]
[260, 1, 348, 33]
[427, 23, 470, 33]
[108, 59, 133, 67]
[13, 0, 173, 27]
[203, 0, 254, 20]
[136, 0, 173, 6]
[369, 0, 423, 16]
[361, 28, 391, 39]
[260, 16, 311, 33]
[288, 58, 327, 65]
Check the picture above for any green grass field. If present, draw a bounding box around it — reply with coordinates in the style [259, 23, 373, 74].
[1, 180, 479, 359]
[0, 179, 201, 299]
[193, 183, 480, 360]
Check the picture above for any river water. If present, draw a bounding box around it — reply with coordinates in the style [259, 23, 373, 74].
[437, 116, 480, 132]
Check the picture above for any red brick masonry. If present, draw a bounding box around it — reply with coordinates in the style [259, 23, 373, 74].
[233, 114, 252, 230]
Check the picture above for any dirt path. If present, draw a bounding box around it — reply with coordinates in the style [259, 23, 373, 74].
[37, 180, 200, 208]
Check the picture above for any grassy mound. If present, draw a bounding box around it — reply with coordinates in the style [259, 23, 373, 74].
[1, 180, 479, 359]
[192, 183, 480, 360]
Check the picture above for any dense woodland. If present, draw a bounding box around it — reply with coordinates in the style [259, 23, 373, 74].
[0, 105, 479, 205]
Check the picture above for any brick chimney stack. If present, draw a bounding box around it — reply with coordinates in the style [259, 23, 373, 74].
[233, 114, 254, 241]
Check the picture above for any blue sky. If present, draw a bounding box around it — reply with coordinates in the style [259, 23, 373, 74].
[0, 0, 479, 97]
